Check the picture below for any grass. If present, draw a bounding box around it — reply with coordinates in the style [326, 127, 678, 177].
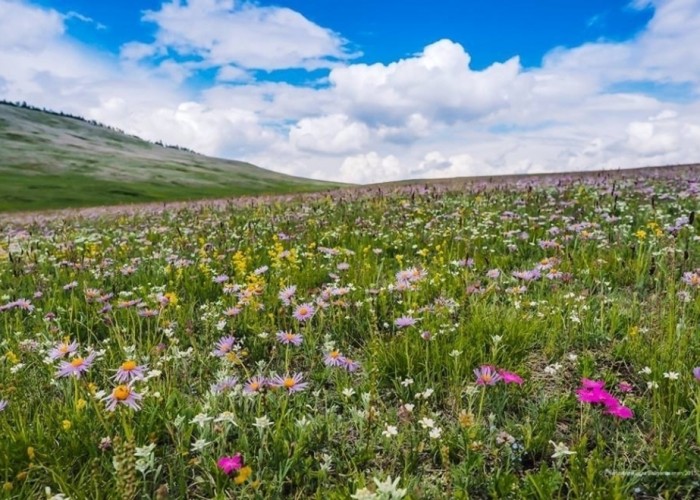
[0, 103, 340, 212]
[0, 169, 699, 498]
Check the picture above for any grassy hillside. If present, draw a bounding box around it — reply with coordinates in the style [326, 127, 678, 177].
[0, 103, 339, 212]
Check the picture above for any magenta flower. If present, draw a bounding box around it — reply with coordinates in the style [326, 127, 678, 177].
[55, 353, 96, 379]
[49, 340, 79, 360]
[498, 369, 524, 385]
[276, 331, 303, 346]
[293, 303, 315, 322]
[474, 365, 501, 385]
[212, 335, 237, 357]
[581, 378, 606, 391]
[104, 384, 143, 411]
[269, 373, 309, 393]
[113, 360, 147, 383]
[605, 404, 634, 420]
[217, 454, 243, 475]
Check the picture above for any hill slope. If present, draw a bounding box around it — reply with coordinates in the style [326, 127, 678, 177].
[0, 103, 339, 212]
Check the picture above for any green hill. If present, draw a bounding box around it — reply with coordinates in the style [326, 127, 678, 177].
[0, 102, 340, 212]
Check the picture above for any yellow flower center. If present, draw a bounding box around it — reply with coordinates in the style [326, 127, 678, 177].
[283, 377, 295, 389]
[284, 333, 294, 341]
[482, 373, 492, 382]
[121, 360, 137, 371]
[329, 350, 340, 359]
[70, 357, 84, 367]
[112, 385, 131, 401]
[59, 344, 69, 353]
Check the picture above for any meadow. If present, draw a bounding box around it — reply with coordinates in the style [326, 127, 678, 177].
[1, 170, 699, 499]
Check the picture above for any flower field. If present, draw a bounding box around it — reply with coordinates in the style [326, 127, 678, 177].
[1, 170, 700, 498]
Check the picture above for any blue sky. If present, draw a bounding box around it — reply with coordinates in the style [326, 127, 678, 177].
[35, 0, 654, 72]
[1, 0, 699, 182]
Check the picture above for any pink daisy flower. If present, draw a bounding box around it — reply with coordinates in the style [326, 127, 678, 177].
[293, 303, 315, 322]
[113, 360, 146, 383]
[269, 373, 309, 393]
[55, 353, 96, 378]
[276, 331, 303, 346]
[474, 365, 501, 385]
[104, 385, 143, 412]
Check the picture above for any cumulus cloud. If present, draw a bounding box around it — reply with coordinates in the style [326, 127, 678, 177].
[1, 0, 700, 185]
[131, 0, 355, 71]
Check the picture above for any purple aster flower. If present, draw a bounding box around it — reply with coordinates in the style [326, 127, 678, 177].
[394, 316, 417, 328]
[278, 285, 297, 306]
[212, 335, 237, 357]
[213, 274, 229, 284]
[693, 367, 700, 381]
[0, 400, 7, 412]
[293, 303, 315, 322]
[113, 360, 147, 383]
[276, 331, 303, 346]
[323, 350, 345, 367]
[212, 376, 239, 394]
[341, 357, 361, 373]
[55, 353, 96, 379]
[474, 365, 501, 385]
[243, 376, 267, 394]
[49, 340, 79, 360]
[104, 384, 143, 412]
[269, 373, 309, 393]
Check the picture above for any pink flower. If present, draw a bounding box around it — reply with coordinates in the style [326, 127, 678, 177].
[323, 350, 345, 367]
[693, 367, 700, 381]
[581, 378, 606, 391]
[394, 316, 417, 328]
[217, 454, 243, 475]
[243, 376, 267, 394]
[498, 369, 524, 385]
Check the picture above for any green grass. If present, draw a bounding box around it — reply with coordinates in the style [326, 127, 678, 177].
[0, 103, 341, 212]
[0, 167, 699, 499]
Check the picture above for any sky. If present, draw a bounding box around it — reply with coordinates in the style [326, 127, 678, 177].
[1, 0, 699, 184]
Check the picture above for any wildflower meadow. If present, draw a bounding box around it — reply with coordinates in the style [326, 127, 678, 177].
[1, 169, 700, 498]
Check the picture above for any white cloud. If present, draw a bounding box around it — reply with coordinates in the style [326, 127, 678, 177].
[132, 0, 355, 71]
[2, 0, 700, 185]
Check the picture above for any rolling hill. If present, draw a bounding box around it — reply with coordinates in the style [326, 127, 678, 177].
[0, 102, 340, 212]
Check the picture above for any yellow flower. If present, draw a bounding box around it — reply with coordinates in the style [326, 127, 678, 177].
[164, 292, 178, 305]
[5, 351, 19, 365]
[15, 471, 27, 482]
[458, 410, 475, 428]
[27, 447, 35, 460]
[62, 420, 72, 431]
[2, 481, 12, 492]
[234, 466, 252, 485]
[635, 229, 647, 240]
[76, 399, 87, 411]
[629, 326, 639, 338]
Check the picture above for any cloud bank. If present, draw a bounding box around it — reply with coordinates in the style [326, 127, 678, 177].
[1, 0, 699, 183]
